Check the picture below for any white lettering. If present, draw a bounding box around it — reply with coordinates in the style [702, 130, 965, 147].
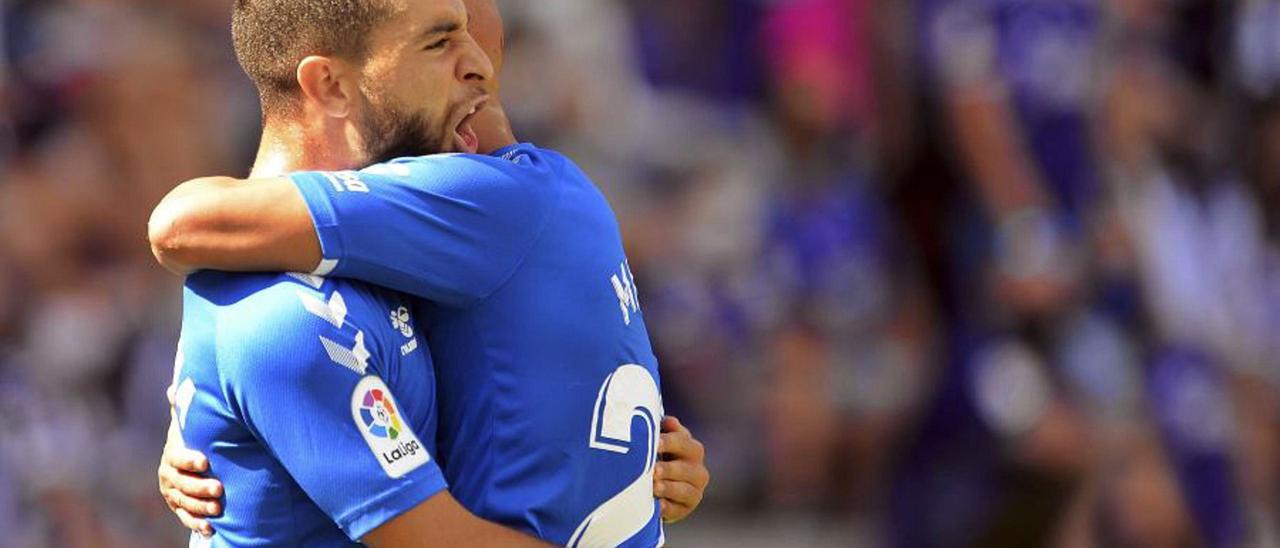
[381, 439, 423, 464]
[400, 338, 418, 356]
[322, 173, 345, 192]
[321, 172, 370, 193]
[337, 172, 369, 193]
[610, 261, 641, 326]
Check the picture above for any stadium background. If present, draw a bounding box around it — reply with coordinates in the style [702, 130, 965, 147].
[2, 0, 1280, 546]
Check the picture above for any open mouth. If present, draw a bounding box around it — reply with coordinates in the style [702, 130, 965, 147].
[454, 99, 487, 154]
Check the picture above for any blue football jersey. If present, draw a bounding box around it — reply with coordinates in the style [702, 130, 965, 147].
[291, 143, 665, 547]
[175, 271, 445, 546]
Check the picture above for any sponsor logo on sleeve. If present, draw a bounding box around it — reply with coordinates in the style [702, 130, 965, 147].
[389, 306, 419, 356]
[351, 376, 428, 478]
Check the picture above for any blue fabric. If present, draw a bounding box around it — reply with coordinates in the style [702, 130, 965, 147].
[291, 144, 665, 546]
[177, 271, 446, 546]
[1149, 347, 1247, 548]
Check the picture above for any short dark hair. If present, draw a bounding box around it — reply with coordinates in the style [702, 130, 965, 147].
[232, 0, 395, 118]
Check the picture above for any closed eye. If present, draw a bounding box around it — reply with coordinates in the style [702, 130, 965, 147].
[425, 38, 450, 51]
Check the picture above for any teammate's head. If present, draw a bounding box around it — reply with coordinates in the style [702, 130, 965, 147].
[461, 0, 504, 90]
[233, 0, 493, 163]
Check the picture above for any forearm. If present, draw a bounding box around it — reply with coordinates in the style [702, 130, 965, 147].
[148, 176, 323, 275]
[363, 490, 549, 548]
[946, 85, 1051, 219]
[368, 519, 544, 548]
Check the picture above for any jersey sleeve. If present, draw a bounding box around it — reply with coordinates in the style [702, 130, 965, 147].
[289, 152, 560, 307]
[216, 289, 446, 541]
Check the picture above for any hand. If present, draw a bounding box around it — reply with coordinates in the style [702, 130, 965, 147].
[654, 416, 710, 524]
[158, 406, 223, 536]
[991, 208, 1079, 318]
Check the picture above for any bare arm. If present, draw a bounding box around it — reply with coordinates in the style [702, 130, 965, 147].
[363, 490, 549, 548]
[147, 176, 322, 275]
[146, 103, 518, 277]
[946, 84, 1079, 314]
[157, 409, 548, 546]
[160, 417, 712, 534]
[945, 83, 1051, 219]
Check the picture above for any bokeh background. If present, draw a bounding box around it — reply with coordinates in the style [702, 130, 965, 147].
[2, 0, 1280, 546]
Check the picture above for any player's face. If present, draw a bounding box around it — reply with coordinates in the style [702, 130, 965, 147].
[356, 0, 493, 163]
[461, 0, 504, 92]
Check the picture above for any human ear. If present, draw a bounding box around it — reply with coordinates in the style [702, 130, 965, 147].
[296, 56, 354, 118]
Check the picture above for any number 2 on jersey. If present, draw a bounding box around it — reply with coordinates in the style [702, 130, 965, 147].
[568, 365, 662, 547]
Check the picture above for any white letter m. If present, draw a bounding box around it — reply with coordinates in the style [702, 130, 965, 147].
[610, 261, 640, 326]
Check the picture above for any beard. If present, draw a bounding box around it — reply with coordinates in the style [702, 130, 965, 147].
[359, 99, 447, 166]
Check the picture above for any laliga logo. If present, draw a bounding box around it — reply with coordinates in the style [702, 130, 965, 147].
[359, 388, 404, 439]
[352, 377, 428, 477]
[358, 387, 423, 464]
[382, 438, 423, 464]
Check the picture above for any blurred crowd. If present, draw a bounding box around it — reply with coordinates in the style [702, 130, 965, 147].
[1, 0, 1279, 546]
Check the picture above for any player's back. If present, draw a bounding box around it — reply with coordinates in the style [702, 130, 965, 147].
[175, 271, 442, 546]
[421, 145, 664, 547]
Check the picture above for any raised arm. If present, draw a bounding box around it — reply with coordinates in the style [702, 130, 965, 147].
[147, 176, 322, 275]
[929, 0, 1076, 315]
[147, 103, 516, 278]
[160, 413, 712, 537]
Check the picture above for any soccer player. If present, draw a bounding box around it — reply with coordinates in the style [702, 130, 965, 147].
[152, 0, 708, 546]
[174, 271, 544, 546]
[156, 0, 549, 545]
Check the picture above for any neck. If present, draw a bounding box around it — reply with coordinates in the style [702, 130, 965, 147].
[251, 118, 365, 178]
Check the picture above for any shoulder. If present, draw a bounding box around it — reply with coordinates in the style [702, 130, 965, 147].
[187, 271, 359, 332]
[373, 144, 566, 200]
[385, 142, 558, 171]
[186, 272, 394, 381]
